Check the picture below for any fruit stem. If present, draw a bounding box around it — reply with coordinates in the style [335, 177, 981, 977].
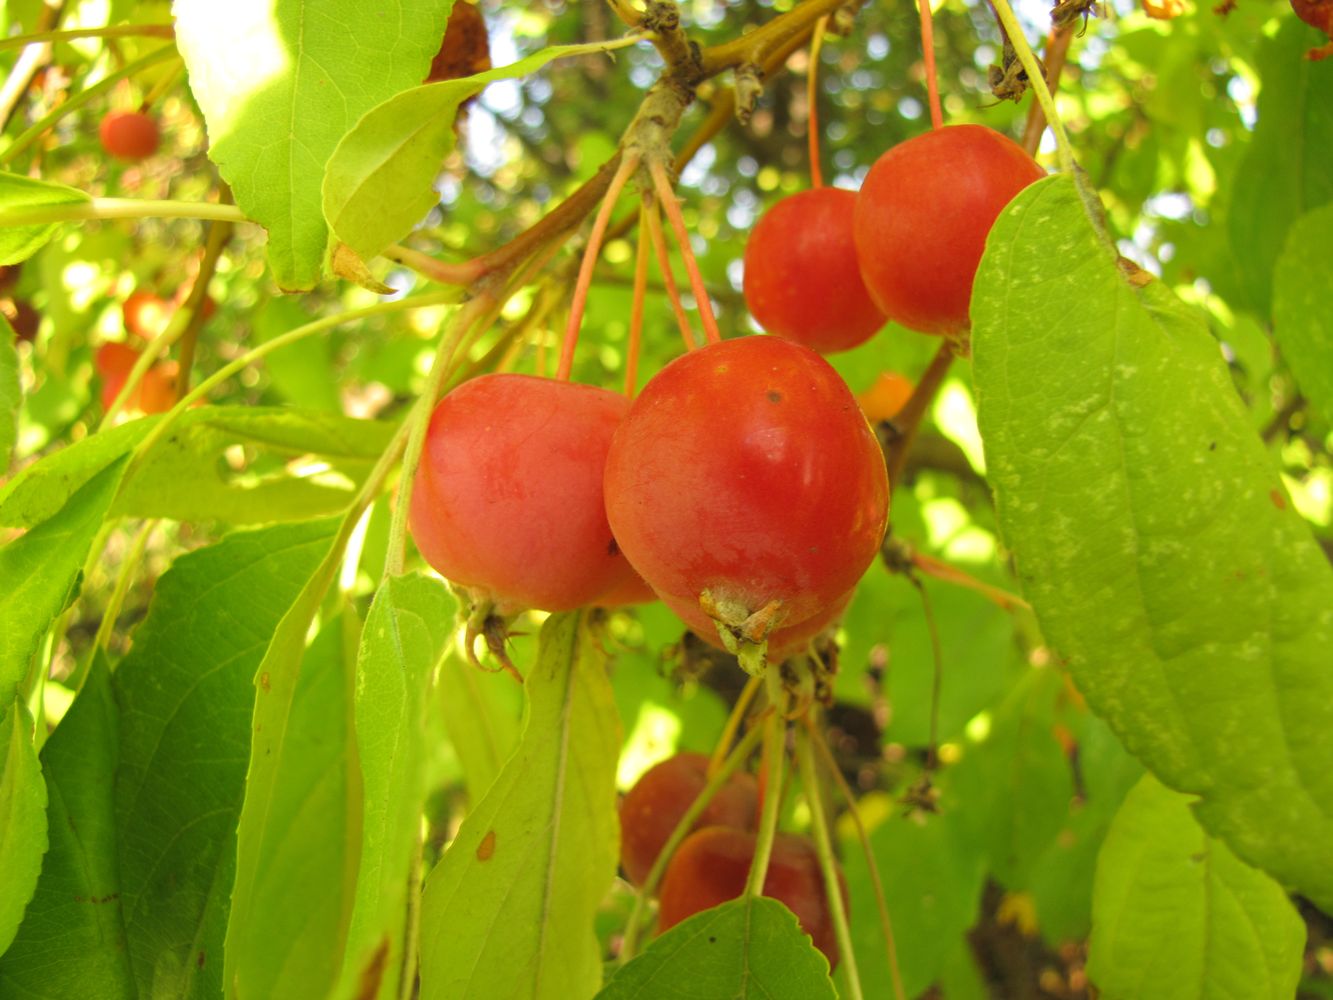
[708, 673, 763, 777]
[795, 725, 863, 999]
[910, 574, 945, 774]
[1021, 24, 1075, 157]
[555, 151, 641, 381]
[625, 203, 652, 395]
[90, 520, 156, 656]
[0, 23, 175, 50]
[619, 720, 766, 962]
[917, 0, 945, 130]
[802, 717, 907, 1000]
[382, 243, 486, 286]
[174, 205, 235, 402]
[643, 196, 699, 351]
[987, 0, 1077, 173]
[744, 667, 790, 898]
[0, 44, 178, 165]
[648, 159, 722, 346]
[806, 15, 829, 189]
[0, 198, 249, 228]
[885, 340, 955, 494]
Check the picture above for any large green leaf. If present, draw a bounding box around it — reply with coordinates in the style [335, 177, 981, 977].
[338, 574, 455, 1000]
[323, 38, 631, 265]
[844, 806, 986, 999]
[0, 319, 17, 468]
[0, 660, 135, 999]
[0, 456, 126, 709]
[0, 172, 89, 265]
[225, 615, 359, 1000]
[1273, 202, 1333, 427]
[225, 519, 351, 996]
[0, 407, 395, 529]
[1227, 20, 1333, 317]
[597, 897, 837, 1000]
[418, 612, 620, 1000]
[1086, 774, 1304, 999]
[174, 0, 453, 290]
[972, 173, 1333, 910]
[0, 702, 46, 961]
[113, 519, 336, 999]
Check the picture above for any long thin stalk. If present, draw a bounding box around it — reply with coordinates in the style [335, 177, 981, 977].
[643, 197, 698, 351]
[988, 0, 1076, 173]
[0, 23, 174, 51]
[744, 668, 789, 898]
[804, 718, 906, 1000]
[0, 199, 248, 227]
[918, 0, 944, 129]
[795, 727, 863, 1000]
[555, 152, 640, 381]
[649, 160, 721, 346]
[625, 203, 651, 396]
[708, 673, 763, 776]
[807, 15, 829, 188]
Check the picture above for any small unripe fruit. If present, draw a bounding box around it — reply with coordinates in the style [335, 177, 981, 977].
[99, 111, 160, 162]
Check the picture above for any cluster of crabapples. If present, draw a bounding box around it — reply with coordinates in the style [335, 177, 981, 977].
[408, 122, 1044, 661]
[406, 120, 1042, 949]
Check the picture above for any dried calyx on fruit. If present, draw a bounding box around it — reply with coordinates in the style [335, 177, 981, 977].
[603, 335, 888, 673]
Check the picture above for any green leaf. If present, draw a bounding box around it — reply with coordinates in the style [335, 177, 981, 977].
[418, 611, 621, 1000]
[0, 660, 135, 999]
[0, 407, 395, 529]
[174, 1, 453, 290]
[338, 574, 455, 1000]
[1086, 774, 1305, 999]
[0, 319, 18, 468]
[944, 668, 1074, 889]
[0, 172, 89, 265]
[972, 173, 1333, 910]
[253, 297, 342, 411]
[0, 456, 126, 709]
[0, 702, 47, 961]
[225, 519, 351, 996]
[1273, 202, 1333, 427]
[1227, 20, 1333, 316]
[437, 648, 522, 806]
[844, 807, 986, 999]
[1028, 713, 1143, 945]
[113, 519, 337, 999]
[225, 614, 359, 1000]
[596, 897, 837, 1000]
[323, 39, 630, 263]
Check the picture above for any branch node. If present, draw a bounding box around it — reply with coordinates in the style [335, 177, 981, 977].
[734, 62, 764, 124]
